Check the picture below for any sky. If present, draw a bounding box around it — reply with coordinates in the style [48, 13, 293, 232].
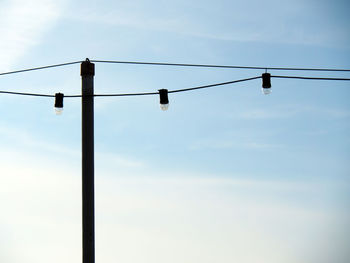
[0, 0, 350, 262]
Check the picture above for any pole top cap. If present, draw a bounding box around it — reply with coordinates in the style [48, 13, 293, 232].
[81, 58, 95, 76]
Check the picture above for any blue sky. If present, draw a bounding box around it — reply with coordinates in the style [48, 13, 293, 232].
[0, 0, 350, 262]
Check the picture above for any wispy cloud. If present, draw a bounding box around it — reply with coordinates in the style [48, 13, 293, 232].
[0, 122, 145, 170]
[189, 138, 283, 151]
[95, 172, 350, 263]
[236, 105, 350, 120]
[0, 123, 80, 157]
[64, 1, 350, 47]
[1, 138, 349, 263]
[0, 0, 65, 71]
[237, 108, 298, 120]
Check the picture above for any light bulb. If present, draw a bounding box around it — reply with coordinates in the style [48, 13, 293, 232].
[262, 87, 272, 95]
[55, 107, 63, 115]
[160, 103, 169, 111]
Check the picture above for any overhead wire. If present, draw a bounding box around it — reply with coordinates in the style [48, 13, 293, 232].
[0, 75, 349, 99]
[1, 59, 350, 77]
[0, 61, 82, 76]
[0, 76, 261, 98]
[93, 92, 158, 97]
[168, 76, 261, 93]
[0, 91, 54, 97]
[0, 58, 349, 100]
[91, 60, 350, 72]
[271, 75, 350, 81]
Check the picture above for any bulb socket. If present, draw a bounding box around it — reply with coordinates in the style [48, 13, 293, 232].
[158, 89, 169, 105]
[55, 93, 64, 108]
[81, 58, 95, 76]
[262, 73, 271, 89]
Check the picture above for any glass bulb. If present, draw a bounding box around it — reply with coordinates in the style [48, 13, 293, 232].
[262, 87, 272, 95]
[55, 107, 63, 115]
[160, 103, 169, 111]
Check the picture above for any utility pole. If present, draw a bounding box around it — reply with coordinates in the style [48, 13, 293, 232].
[81, 58, 95, 263]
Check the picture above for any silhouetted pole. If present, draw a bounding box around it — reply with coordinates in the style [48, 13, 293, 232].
[81, 59, 95, 263]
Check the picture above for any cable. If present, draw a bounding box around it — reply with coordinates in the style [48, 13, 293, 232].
[168, 76, 261, 93]
[0, 61, 83, 76]
[271, 75, 350, 81]
[93, 76, 261, 96]
[91, 60, 350, 72]
[94, 92, 158, 97]
[0, 76, 260, 98]
[0, 92, 157, 98]
[0, 91, 54, 97]
[1, 59, 350, 77]
[0, 75, 349, 99]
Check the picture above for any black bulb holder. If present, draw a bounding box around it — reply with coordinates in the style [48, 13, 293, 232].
[262, 73, 271, 89]
[55, 93, 64, 108]
[158, 89, 169, 104]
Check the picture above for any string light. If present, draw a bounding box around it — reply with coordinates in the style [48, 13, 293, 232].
[0, 57, 349, 113]
[0, 73, 349, 113]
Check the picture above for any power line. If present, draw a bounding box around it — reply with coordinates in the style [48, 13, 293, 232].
[0, 61, 82, 76]
[0, 91, 54, 97]
[94, 77, 262, 96]
[0, 75, 349, 98]
[271, 75, 350, 81]
[1, 59, 350, 77]
[168, 76, 261, 93]
[0, 76, 260, 98]
[93, 92, 158, 97]
[91, 60, 350, 72]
